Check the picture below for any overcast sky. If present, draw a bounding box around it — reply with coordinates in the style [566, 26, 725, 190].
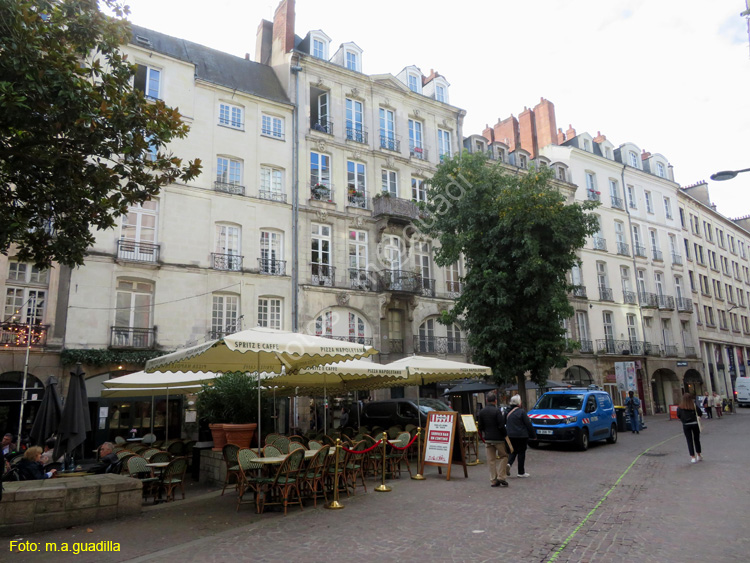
[117, 0, 750, 217]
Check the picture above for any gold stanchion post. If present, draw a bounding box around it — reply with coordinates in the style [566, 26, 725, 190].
[326, 438, 345, 509]
[411, 427, 425, 480]
[374, 432, 392, 492]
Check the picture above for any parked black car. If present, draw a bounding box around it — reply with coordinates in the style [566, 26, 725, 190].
[357, 398, 451, 429]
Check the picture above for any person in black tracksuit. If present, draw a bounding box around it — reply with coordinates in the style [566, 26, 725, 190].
[477, 393, 508, 487]
[676, 392, 703, 463]
[505, 394, 537, 478]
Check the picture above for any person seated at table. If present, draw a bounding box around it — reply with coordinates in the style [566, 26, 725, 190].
[2, 433, 17, 457]
[18, 447, 57, 480]
[40, 438, 64, 465]
[91, 442, 119, 474]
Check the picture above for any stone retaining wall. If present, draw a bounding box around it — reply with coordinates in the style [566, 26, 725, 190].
[0, 474, 142, 535]
[199, 450, 227, 488]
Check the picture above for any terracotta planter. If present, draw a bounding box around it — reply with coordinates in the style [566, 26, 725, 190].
[209, 423, 227, 451]
[223, 423, 257, 449]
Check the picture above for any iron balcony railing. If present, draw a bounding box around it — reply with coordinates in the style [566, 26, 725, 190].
[611, 195, 624, 209]
[110, 326, 156, 349]
[347, 190, 369, 209]
[348, 268, 377, 291]
[677, 297, 693, 312]
[634, 244, 647, 258]
[685, 346, 697, 358]
[671, 253, 683, 266]
[587, 190, 601, 202]
[311, 119, 333, 134]
[663, 344, 679, 357]
[652, 248, 663, 261]
[0, 322, 49, 347]
[117, 238, 160, 263]
[644, 342, 661, 356]
[420, 278, 437, 297]
[311, 264, 335, 286]
[571, 285, 587, 299]
[657, 294, 675, 309]
[413, 336, 467, 355]
[310, 182, 334, 202]
[258, 258, 286, 276]
[445, 281, 463, 298]
[378, 270, 426, 294]
[372, 196, 420, 221]
[639, 292, 659, 308]
[214, 181, 245, 195]
[211, 252, 243, 271]
[346, 126, 368, 144]
[258, 189, 287, 203]
[623, 290, 637, 304]
[596, 339, 648, 355]
[598, 286, 614, 301]
[383, 339, 404, 354]
[409, 143, 428, 160]
[592, 237, 607, 251]
[579, 340, 594, 353]
[616, 242, 630, 256]
[379, 134, 400, 152]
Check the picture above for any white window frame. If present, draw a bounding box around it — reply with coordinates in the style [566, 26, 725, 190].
[219, 103, 243, 130]
[217, 156, 243, 186]
[114, 280, 153, 332]
[629, 151, 639, 168]
[412, 177, 427, 202]
[311, 223, 331, 267]
[260, 166, 284, 200]
[435, 84, 446, 102]
[215, 223, 242, 271]
[134, 64, 161, 100]
[345, 50, 359, 72]
[407, 73, 421, 94]
[261, 114, 284, 139]
[257, 297, 282, 330]
[645, 191, 654, 214]
[260, 230, 283, 274]
[381, 169, 397, 196]
[438, 129, 451, 160]
[212, 294, 240, 337]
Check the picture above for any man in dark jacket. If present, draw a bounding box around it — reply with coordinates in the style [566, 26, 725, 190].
[477, 393, 508, 487]
[91, 442, 119, 474]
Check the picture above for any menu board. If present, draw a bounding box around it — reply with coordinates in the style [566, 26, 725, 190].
[422, 411, 468, 480]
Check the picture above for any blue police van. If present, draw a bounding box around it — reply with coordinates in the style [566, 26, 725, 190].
[528, 386, 617, 451]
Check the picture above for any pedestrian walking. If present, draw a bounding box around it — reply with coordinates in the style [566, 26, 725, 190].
[477, 393, 509, 488]
[625, 390, 641, 433]
[712, 391, 723, 418]
[677, 393, 703, 463]
[505, 394, 536, 478]
[702, 395, 712, 419]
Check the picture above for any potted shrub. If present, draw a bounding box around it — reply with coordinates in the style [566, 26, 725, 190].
[196, 383, 226, 451]
[214, 372, 259, 448]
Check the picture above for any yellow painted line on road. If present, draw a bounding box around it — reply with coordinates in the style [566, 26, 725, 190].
[547, 433, 682, 563]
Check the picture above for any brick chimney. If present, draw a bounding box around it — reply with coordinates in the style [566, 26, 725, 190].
[557, 128, 566, 144]
[565, 124, 576, 140]
[494, 115, 519, 152]
[272, 0, 296, 55]
[518, 107, 537, 157]
[641, 150, 651, 160]
[482, 124, 494, 144]
[533, 97, 557, 150]
[593, 131, 606, 143]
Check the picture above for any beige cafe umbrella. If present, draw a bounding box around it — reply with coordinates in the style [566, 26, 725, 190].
[145, 327, 377, 449]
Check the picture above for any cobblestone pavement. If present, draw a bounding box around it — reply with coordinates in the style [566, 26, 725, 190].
[7, 410, 749, 562]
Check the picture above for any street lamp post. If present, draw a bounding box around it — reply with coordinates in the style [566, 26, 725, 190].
[710, 168, 750, 181]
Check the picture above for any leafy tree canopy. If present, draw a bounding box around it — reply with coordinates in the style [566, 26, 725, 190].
[419, 151, 599, 395]
[0, 0, 201, 268]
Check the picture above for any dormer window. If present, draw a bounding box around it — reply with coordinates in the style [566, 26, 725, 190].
[436, 84, 446, 103]
[346, 50, 359, 71]
[656, 162, 666, 178]
[309, 31, 331, 60]
[313, 39, 326, 59]
[629, 151, 639, 168]
[408, 73, 421, 94]
[583, 139, 591, 152]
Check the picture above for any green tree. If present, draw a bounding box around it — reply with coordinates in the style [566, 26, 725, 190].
[0, 0, 201, 268]
[419, 151, 599, 400]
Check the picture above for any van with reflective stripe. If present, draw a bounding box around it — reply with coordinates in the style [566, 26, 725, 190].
[528, 386, 617, 451]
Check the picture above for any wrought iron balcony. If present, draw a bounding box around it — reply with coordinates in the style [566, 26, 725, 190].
[623, 290, 637, 304]
[676, 297, 693, 312]
[409, 143, 428, 160]
[445, 281, 463, 298]
[383, 338, 404, 354]
[310, 183, 334, 202]
[311, 264, 335, 287]
[571, 285, 587, 299]
[579, 340, 594, 353]
[587, 190, 601, 202]
[347, 190, 369, 209]
[372, 195, 420, 222]
[323, 335, 374, 346]
[663, 344, 679, 357]
[616, 242, 630, 256]
[420, 278, 437, 297]
[634, 244, 647, 258]
[596, 339, 647, 355]
[311, 119, 333, 134]
[346, 126, 368, 144]
[639, 292, 659, 308]
[258, 189, 287, 203]
[657, 294, 675, 310]
[413, 336, 467, 355]
[592, 237, 607, 251]
[214, 181, 245, 195]
[652, 248, 663, 261]
[377, 270, 424, 294]
[117, 238, 160, 263]
[0, 322, 49, 347]
[348, 268, 377, 291]
[611, 195, 624, 209]
[379, 135, 400, 152]
[258, 258, 286, 276]
[598, 286, 614, 301]
[211, 252, 243, 271]
[110, 326, 156, 349]
[671, 253, 683, 266]
[685, 346, 697, 358]
[644, 342, 661, 356]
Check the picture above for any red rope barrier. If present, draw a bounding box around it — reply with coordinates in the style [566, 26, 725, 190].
[387, 432, 418, 451]
[339, 441, 383, 454]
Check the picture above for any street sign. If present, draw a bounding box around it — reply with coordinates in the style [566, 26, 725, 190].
[676, 361, 688, 367]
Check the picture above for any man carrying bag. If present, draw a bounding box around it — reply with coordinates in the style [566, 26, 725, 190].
[477, 393, 509, 488]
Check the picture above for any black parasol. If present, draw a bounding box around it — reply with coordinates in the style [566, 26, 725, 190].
[29, 375, 63, 446]
[54, 365, 92, 460]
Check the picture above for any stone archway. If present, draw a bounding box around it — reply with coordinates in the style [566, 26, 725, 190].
[563, 365, 593, 387]
[683, 369, 704, 397]
[651, 368, 679, 414]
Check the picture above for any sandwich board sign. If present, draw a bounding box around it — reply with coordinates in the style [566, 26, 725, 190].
[422, 411, 468, 480]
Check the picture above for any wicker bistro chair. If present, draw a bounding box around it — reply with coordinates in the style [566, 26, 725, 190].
[114, 436, 126, 445]
[288, 442, 306, 453]
[141, 448, 161, 461]
[265, 433, 281, 446]
[221, 444, 242, 496]
[274, 436, 290, 454]
[152, 440, 164, 449]
[263, 444, 282, 458]
[308, 440, 323, 451]
[126, 456, 160, 501]
[386, 432, 413, 479]
[167, 441, 186, 457]
[288, 435, 306, 444]
[236, 448, 264, 512]
[325, 442, 349, 498]
[161, 457, 188, 502]
[141, 433, 157, 445]
[363, 434, 383, 478]
[116, 450, 133, 459]
[149, 451, 171, 464]
[116, 453, 136, 474]
[257, 449, 305, 516]
[300, 444, 331, 507]
[343, 440, 368, 495]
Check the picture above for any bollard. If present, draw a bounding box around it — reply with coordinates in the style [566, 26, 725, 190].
[411, 427, 425, 480]
[375, 432, 392, 492]
[326, 439, 344, 509]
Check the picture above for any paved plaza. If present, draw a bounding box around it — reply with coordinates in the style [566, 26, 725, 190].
[6, 410, 749, 562]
